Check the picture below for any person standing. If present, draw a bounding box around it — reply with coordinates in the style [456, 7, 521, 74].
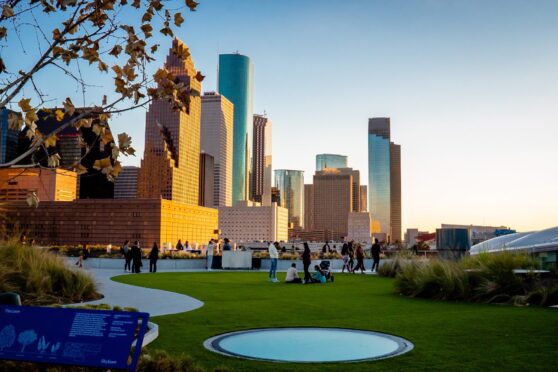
[149, 242, 159, 273]
[122, 240, 131, 272]
[206, 239, 215, 271]
[176, 239, 183, 251]
[302, 242, 312, 284]
[222, 238, 232, 251]
[268, 241, 279, 282]
[131, 241, 142, 273]
[371, 238, 381, 273]
[341, 243, 351, 273]
[353, 243, 366, 274]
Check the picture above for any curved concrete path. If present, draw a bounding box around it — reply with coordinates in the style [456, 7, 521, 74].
[74, 268, 204, 316]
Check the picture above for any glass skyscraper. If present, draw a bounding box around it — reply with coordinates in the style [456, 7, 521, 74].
[218, 53, 253, 204]
[316, 154, 348, 172]
[274, 169, 304, 229]
[368, 118, 392, 239]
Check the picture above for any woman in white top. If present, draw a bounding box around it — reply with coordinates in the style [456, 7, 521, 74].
[268, 241, 280, 282]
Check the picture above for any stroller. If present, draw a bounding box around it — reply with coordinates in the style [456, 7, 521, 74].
[319, 260, 334, 282]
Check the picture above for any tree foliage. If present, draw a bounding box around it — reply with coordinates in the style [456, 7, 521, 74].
[0, 0, 204, 201]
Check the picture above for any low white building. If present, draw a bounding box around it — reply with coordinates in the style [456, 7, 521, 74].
[347, 212, 372, 243]
[218, 201, 288, 244]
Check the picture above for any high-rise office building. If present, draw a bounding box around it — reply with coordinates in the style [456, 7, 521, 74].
[138, 38, 202, 205]
[271, 186, 281, 205]
[199, 152, 214, 207]
[368, 117, 401, 242]
[0, 108, 19, 164]
[304, 184, 314, 231]
[251, 114, 272, 204]
[390, 143, 402, 242]
[274, 169, 304, 229]
[316, 153, 348, 172]
[114, 166, 139, 199]
[313, 168, 353, 240]
[218, 53, 253, 204]
[337, 167, 361, 213]
[360, 185, 368, 212]
[201, 92, 233, 207]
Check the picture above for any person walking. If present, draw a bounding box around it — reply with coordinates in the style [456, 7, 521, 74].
[348, 241, 355, 272]
[371, 238, 381, 273]
[206, 239, 215, 271]
[268, 241, 279, 282]
[341, 243, 351, 273]
[122, 240, 131, 272]
[353, 243, 366, 274]
[131, 241, 142, 273]
[302, 242, 312, 284]
[75, 243, 89, 268]
[149, 242, 159, 273]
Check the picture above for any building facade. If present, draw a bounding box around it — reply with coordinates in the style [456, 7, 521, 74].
[251, 114, 272, 204]
[114, 166, 139, 199]
[200, 92, 233, 207]
[316, 154, 348, 172]
[274, 169, 305, 229]
[368, 117, 401, 242]
[218, 53, 253, 204]
[313, 168, 353, 240]
[0, 108, 19, 164]
[218, 201, 288, 243]
[199, 152, 214, 207]
[2, 199, 218, 246]
[0, 168, 76, 202]
[138, 39, 202, 205]
[348, 212, 372, 243]
[304, 184, 314, 231]
[360, 185, 368, 212]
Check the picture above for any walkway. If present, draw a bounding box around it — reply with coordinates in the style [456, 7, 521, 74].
[74, 268, 204, 316]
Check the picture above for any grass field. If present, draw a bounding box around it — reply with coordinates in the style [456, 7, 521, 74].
[115, 272, 558, 371]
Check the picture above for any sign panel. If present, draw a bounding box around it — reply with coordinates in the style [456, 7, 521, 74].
[0, 305, 149, 371]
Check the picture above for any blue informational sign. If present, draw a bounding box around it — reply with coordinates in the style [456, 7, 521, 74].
[0, 305, 149, 371]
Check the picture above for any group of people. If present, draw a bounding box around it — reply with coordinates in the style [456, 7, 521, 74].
[341, 239, 382, 274]
[121, 240, 159, 273]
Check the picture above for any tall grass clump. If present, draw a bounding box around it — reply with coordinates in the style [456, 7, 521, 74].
[0, 241, 101, 305]
[393, 252, 558, 306]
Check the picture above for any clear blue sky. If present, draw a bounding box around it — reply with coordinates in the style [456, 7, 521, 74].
[7, 0, 558, 232]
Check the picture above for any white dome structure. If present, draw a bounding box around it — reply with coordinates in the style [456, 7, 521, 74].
[470, 227, 558, 255]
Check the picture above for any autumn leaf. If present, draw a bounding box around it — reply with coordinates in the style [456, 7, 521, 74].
[0, 27, 7, 40]
[111, 144, 120, 159]
[75, 118, 92, 129]
[2, 5, 14, 18]
[185, 0, 199, 11]
[26, 192, 39, 208]
[92, 124, 105, 136]
[93, 157, 112, 170]
[18, 98, 32, 112]
[141, 24, 153, 38]
[174, 13, 185, 27]
[150, 44, 158, 54]
[195, 71, 205, 82]
[26, 122, 37, 139]
[63, 97, 75, 116]
[44, 135, 58, 148]
[25, 110, 38, 125]
[109, 45, 122, 57]
[48, 154, 61, 168]
[0, 57, 5, 73]
[52, 28, 61, 40]
[7, 112, 23, 130]
[72, 163, 88, 175]
[54, 109, 65, 122]
[98, 61, 108, 72]
[125, 147, 136, 156]
[117, 132, 132, 149]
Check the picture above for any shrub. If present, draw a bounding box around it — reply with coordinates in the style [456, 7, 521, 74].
[136, 349, 203, 372]
[0, 240, 101, 305]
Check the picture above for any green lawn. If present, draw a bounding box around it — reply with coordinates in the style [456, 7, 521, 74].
[115, 272, 558, 371]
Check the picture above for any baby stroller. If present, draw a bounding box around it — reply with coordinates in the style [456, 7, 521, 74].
[319, 260, 334, 282]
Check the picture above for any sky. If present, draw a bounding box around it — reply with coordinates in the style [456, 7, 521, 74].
[4, 0, 558, 233]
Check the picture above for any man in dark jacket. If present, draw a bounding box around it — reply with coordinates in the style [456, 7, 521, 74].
[371, 238, 381, 273]
[131, 241, 142, 273]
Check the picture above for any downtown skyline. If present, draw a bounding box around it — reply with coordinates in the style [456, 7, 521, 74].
[3, 0, 557, 233]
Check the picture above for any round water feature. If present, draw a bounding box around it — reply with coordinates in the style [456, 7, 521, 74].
[204, 327, 413, 363]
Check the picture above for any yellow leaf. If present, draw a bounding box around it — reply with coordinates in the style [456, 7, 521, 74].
[18, 98, 32, 112]
[75, 118, 92, 129]
[72, 163, 88, 175]
[48, 153, 61, 168]
[54, 109, 65, 122]
[26, 191, 39, 208]
[111, 144, 120, 160]
[7, 112, 23, 130]
[25, 110, 38, 125]
[44, 135, 58, 148]
[174, 13, 185, 27]
[63, 97, 75, 116]
[92, 124, 105, 136]
[117, 132, 132, 149]
[99, 113, 110, 122]
[93, 157, 112, 170]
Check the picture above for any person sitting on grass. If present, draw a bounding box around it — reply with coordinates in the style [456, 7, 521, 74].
[285, 263, 302, 283]
[310, 265, 327, 284]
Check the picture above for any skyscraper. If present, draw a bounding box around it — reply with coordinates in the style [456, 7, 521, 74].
[360, 185, 368, 212]
[337, 167, 361, 213]
[114, 166, 139, 199]
[368, 117, 401, 242]
[138, 38, 202, 205]
[0, 108, 19, 164]
[201, 92, 233, 207]
[313, 168, 353, 240]
[316, 154, 348, 172]
[251, 114, 272, 205]
[274, 169, 304, 229]
[218, 53, 253, 204]
[199, 152, 215, 207]
[304, 184, 314, 231]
